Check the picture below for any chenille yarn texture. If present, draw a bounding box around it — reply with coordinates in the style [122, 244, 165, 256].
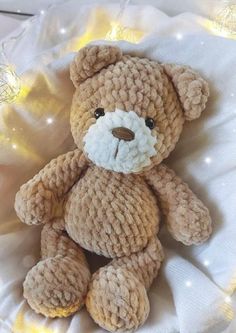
[15, 45, 212, 333]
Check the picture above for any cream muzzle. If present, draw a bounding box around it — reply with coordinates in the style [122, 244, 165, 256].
[83, 109, 157, 173]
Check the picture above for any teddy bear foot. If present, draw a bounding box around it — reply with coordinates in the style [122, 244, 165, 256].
[86, 266, 150, 333]
[23, 255, 91, 318]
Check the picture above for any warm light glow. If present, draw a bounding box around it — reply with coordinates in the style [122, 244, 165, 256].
[0, 65, 21, 104]
[46, 117, 54, 124]
[106, 20, 144, 43]
[225, 296, 232, 304]
[73, 8, 145, 50]
[13, 311, 56, 333]
[201, 4, 236, 40]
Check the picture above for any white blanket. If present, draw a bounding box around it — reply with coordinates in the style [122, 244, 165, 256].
[0, 2, 236, 333]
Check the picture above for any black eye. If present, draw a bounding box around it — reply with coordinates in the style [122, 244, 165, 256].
[145, 117, 155, 129]
[94, 108, 105, 119]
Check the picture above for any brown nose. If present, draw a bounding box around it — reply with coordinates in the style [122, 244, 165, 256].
[112, 127, 135, 141]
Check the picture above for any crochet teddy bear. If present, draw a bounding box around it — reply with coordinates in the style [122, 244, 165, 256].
[15, 45, 212, 333]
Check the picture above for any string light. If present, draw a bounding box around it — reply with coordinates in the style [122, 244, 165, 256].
[0, 26, 26, 104]
[176, 33, 183, 40]
[225, 296, 232, 304]
[204, 156, 212, 165]
[0, 64, 21, 104]
[203, 259, 210, 267]
[46, 117, 54, 124]
[59, 27, 66, 35]
[214, 4, 236, 37]
[185, 280, 192, 287]
[203, 4, 236, 39]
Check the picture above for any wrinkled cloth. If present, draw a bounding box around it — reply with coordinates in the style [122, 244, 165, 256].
[0, 2, 236, 333]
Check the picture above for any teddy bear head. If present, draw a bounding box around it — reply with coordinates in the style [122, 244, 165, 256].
[70, 45, 209, 174]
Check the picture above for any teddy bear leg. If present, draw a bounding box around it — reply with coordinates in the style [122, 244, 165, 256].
[86, 236, 164, 332]
[23, 218, 91, 318]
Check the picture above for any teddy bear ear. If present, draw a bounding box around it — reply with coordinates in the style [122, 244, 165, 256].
[162, 63, 210, 121]
[70, 45, 122, 87]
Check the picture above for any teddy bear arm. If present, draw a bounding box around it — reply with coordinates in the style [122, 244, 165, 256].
[145, 164, 212, 245]
[14, 149, 87, 225]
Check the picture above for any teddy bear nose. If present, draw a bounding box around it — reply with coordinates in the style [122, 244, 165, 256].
[112, 127, 135, 141]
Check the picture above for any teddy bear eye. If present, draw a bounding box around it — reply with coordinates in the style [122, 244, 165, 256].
[94, 108, 105, 119]
[145, 117, 155, 129]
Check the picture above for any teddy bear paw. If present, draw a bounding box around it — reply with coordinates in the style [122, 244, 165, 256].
[86, 266, 150, 333]
[167, 201, 212, 245]
[23, 255, 91, 317]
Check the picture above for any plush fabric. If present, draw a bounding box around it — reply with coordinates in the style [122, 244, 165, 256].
[1, 3, 236, 333]
[14, 44, 212, 332]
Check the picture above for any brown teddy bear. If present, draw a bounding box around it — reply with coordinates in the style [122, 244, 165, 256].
[15, 45, 212, 333]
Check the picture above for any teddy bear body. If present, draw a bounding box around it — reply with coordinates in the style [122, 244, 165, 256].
[15, 45, 212, 333]
[65, 166, 160, 258]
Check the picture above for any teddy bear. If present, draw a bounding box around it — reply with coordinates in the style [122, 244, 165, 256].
[14, 44, 212, 333]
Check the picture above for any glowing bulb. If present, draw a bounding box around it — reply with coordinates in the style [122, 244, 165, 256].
[205, 156, 212, 165]
[40, 9, 45, 15]
[12, 144, 17, 150]
[200, 41, 205, 45]
[230, 93, 235, 97]
[203, 259, 210, 267]
[59, 28, 66, 35]
[12, 127, 16, 131]
[0, 65, 21, 104]
[46, 117, 54, 124]
[176, 33, 183, 40]
[213, 4, 236, 37]
[233, 128, 236, 133]
[17, 9, 21, 13]
[185, 280, 192, 287]
[225, 296, 232, 304]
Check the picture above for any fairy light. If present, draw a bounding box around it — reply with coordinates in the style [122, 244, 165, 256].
[176, 33, 183, 40]
[185, 280, 192, 287]
[205, 156, 212, 165]
[46, 117, 54, 124]
[225, 296, 232, 304]
[203, 259, 210, 267]
[59, 27, 67, 35]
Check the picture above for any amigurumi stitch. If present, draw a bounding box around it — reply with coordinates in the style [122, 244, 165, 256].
[15, 45, 212, 332]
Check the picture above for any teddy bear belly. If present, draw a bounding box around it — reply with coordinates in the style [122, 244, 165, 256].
[64, 166, 160, 258]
